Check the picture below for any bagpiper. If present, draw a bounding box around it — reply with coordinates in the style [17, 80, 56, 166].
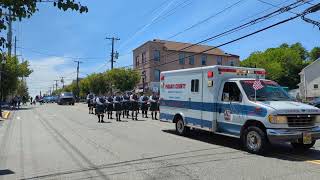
[149, 92, 159, 120]
[122, 92, 130, 118]
[113, 92, 123, 121]
[140, 93, 149, 118]
[86, 92, 95, 114]
[130, 92, 139, 120]
[106, 94, 114, 119]
[95, 95, 106, 123]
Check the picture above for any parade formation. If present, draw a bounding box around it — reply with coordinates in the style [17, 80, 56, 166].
[86, 91, 160, 123]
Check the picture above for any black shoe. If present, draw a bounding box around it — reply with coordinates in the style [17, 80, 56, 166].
[101, 120, 105, 123]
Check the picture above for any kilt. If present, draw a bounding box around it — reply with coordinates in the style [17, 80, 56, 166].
[87, 100, 94, 107]
[96, 105, 105, 114]
[121, 101, 129, 110]
[150, 102, 159, 111]
[131, 101, 139, 111]
[141, 102, 148, 111]
[106, 103, 113, 111]
[114, 102, 122, 111]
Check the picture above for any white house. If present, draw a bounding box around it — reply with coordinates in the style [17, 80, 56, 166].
[299, 58, 320, 100]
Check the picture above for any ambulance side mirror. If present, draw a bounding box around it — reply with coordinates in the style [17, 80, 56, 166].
[223, 93, 230, 102]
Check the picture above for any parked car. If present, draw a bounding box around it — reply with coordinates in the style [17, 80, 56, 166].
[57, 92, 75, 105]
[310, 98, 320, 108]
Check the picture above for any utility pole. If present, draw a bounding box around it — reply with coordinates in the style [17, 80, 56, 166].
[7, 10, 13, 57]
[106, 37, 120, 69]
[53, 84, 55, 92]
[60, 77, 65, 89]
[74, 60, 82, 102]
[14, 36, 17, 57]
[54, 80, 59, 91]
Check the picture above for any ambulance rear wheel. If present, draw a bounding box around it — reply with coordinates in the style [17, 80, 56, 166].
[243, 126, 268, 154]
[175, 118, 189, 136]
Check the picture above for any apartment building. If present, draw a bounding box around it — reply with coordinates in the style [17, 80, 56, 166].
[133, 39, 240, 92]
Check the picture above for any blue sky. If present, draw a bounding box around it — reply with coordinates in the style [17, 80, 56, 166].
[14, 0, 319, 96]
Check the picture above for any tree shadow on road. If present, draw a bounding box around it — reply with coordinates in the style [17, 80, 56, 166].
[162, 129, 320, 162]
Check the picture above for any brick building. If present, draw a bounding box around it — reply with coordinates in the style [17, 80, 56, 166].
[133, 39, 240, 92]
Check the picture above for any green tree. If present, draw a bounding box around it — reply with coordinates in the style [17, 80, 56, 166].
[106, 68, 140, 92]
[310, 47, 320, 61]
[1, 55, 32, 99]
[0, 0, 88, 49]
[241, 43, 309, 89]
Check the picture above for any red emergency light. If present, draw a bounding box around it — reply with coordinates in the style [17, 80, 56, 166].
[218, 68, 237, 73]
[254, 70, 267, 75]
[207, 71, 214, 78]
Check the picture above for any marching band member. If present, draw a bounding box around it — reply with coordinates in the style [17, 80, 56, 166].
[140, 93, 149, 118]
[113, 92, 123, 121]
[149, 92, 159, 120]
[130, 92, 139, 120]
[86, 92, 95, 114]
[106, 94, 114, 120]
[122, 92, 130, 118]
[95, 95, 106, 123]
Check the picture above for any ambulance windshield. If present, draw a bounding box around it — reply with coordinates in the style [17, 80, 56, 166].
[240, 80, 292, 101]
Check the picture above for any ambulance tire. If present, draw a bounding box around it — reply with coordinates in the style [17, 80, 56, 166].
[175, 118, 189, 136]
[291, 141, 315, 152]
[243, 126, 268, 154]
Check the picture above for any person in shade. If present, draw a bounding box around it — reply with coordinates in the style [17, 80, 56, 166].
[86, 92, 95, 114]
[130, 92, 139, 120]
[122, 92, 130, 118]
[106, 94, 114, 120]
[113, 91, 123, 121]
[149, 92, 160, 120]
[95, 95, 106, 123]
[140, 93, 149, 118]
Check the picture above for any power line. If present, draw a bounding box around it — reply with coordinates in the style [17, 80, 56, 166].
[17, 47, 106, 61]
[121, 0, 308, 70]
[168, 0, 245, 39]
[131, 2, 318, 72]
[119, 0, 193, 50]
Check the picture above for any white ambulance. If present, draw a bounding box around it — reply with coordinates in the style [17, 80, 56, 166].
[159, 65, 320, 154]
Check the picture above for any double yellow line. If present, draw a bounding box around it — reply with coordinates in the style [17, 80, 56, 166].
[1, 111, 11, 119]
[307, 160, 320, 165]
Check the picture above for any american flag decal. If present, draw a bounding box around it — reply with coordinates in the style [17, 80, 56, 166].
[253, 80, 263, 90]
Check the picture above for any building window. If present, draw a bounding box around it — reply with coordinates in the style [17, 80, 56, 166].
[191, 79, 199, 92]
[189, 55, 195, 65]
[314, 84, 319, 89]
[142, 52, 146, 63]
[136, 56, 139, 66]
[154, 69, 160, 82]
[230, 60, 234, 66]
[154, 50, 160, 61]
[217, 56, 222, 65]
[201, 55, 207, 65]
[179, 53, 185, 65]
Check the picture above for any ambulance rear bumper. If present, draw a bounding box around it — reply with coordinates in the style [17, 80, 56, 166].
[267, 126, 320, 143]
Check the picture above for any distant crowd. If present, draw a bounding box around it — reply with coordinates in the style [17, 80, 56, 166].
[86, 91, 160, 123]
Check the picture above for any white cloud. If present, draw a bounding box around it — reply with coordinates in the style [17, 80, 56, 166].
[27, 57, 76, 97]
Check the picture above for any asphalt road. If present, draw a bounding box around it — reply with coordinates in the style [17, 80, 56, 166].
[0, 103, 320, 180]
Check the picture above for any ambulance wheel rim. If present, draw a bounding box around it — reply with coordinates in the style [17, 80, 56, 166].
[247, 131, 261, 152]
[177, 120, 184, 133]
